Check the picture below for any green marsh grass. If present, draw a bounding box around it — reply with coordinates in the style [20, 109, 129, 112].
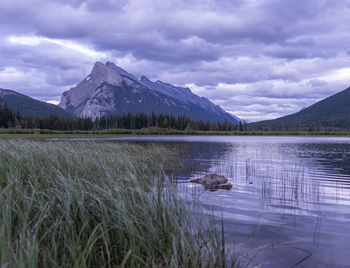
[3, 127, 350, 138]
[0, 140, 227, 267]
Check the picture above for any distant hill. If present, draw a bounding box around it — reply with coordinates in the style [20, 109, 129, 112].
[59, 61, 240, 123]
[252, 86, 350, 130]
[0, 88, 73, 118]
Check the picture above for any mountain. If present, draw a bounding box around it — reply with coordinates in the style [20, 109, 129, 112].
[252, 86, 350, 130]
[0, 88, 73, 118]
[59, 61, 240, 123]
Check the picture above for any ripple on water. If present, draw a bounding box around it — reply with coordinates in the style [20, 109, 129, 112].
[62, 136, 350, 267]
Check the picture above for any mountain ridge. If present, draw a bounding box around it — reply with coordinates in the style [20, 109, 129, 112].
[252, 86, 350, 130]
[59, 61, 240, 123]
[0, 88, 73, 118]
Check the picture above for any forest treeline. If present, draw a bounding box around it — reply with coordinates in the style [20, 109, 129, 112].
[0, 102, 247, 131]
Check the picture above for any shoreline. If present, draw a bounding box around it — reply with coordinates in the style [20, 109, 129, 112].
[2, 129, 350, 138]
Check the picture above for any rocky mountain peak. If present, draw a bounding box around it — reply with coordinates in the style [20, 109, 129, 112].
[140, 75, 151, 83]
[90, 61, 132, 85]
[105, 61, 129, 75]
[59, 61, 240, 123]
[59, 62, 140, 112]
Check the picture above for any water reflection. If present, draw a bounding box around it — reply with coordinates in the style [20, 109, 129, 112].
[177, 139, 350, 212]
[58, 136, 350, 267]
[115, 136, 350, 267]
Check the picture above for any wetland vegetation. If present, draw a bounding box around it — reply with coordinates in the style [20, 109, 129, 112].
[0, 140, 230, 267]
[2, 136, 350, 267]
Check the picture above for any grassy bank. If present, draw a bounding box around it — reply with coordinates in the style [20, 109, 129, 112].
[0, 140, 227, 267]
[2, 127, 350, 138]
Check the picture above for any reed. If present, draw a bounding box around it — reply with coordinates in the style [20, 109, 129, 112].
[0, 140, 226, 267]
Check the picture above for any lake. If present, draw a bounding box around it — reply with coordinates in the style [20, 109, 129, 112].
[66, 136, 350, 267]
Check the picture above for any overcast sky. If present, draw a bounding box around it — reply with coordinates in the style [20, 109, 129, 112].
[1, 0, 350, 121]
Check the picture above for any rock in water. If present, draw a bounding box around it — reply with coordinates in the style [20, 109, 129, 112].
[190, 173, 232, 191]
[190, 173, 228, 185]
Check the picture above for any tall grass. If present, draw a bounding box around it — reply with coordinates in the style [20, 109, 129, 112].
[0, 140, 226, 267]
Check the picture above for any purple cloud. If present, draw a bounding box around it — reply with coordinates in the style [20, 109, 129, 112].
[0, 0, 350, 120]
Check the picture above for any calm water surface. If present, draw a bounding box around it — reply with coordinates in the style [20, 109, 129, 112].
[71, 136, 350, 267]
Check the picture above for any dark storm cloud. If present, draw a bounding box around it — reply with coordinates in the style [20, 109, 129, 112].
[0, 0, 350, 120]
[0, 0, 342, 61]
